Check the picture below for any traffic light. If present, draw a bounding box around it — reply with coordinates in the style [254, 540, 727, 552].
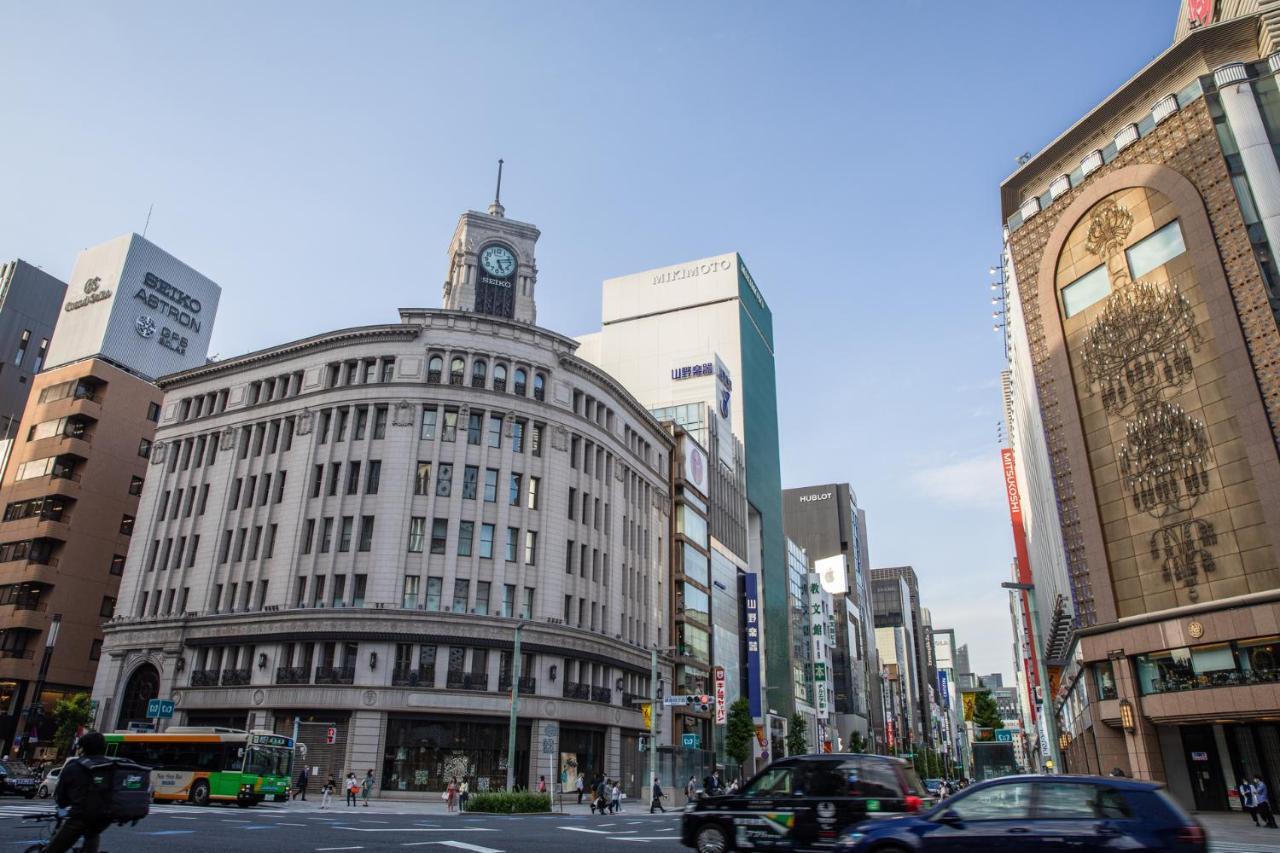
[326, 726, 336, 745]
[687, 695, 712, 713]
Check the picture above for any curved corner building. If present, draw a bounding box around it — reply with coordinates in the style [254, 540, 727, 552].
[91, 200, 674, 797]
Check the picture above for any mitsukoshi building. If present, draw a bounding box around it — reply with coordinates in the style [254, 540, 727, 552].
[92, 196, 675, 797]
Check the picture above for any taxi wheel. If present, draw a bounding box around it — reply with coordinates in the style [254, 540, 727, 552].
[695, 824, 729, 853]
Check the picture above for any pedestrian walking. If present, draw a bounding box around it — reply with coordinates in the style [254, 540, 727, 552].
[650, 776, 666, 813]
[575, 774, 584, 804]
[610, 780, 622, 814]
[1257, 776, 1278, 828]
[460, 777, 471, 811]
[685, 776, 697, 802]
[320, 775, 335, 809]
[446, 777, 458, 812]
[294, 766, 309, 801]
[345, 772, 359, 806]
[1242, 778, 1260, 826]
[537, 775, 547, 794]
[362, 769, 374, 806]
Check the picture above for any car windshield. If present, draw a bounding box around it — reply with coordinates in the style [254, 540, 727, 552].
[242, 747, 292, 778]
[2, 762, 32, 775]
[743, 766, 795, 796]
[899, 766, 927, 797]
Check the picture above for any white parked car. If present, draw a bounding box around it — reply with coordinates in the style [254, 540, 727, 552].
[38, 764, 63, 799]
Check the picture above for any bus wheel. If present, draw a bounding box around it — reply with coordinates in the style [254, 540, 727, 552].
[191, 780, 211, 806]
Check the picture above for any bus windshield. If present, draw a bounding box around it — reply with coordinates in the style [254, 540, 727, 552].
[243, 747, 292, 778]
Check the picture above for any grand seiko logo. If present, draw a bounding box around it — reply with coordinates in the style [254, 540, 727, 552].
[651, 259, 733, 285]
[64, 277, 113, 312]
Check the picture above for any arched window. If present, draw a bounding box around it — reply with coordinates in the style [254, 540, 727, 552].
[449, 357, 465, 386]
[493, 363, 508, 393]
[427, 356, 443, 384]
[513, 368, 527, 397]
[117, 663, 160, 729]
[533, 373, 546, 402]
[471, 359, 487, 389]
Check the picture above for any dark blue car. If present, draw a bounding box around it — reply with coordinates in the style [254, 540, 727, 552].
[834, 774, 1207, 852]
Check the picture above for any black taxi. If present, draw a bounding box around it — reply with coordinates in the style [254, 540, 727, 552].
[681, 753, 928, 852]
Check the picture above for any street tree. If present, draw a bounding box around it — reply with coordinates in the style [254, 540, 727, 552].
[725, 698, 754, 772]
[786, 714, 808, 756]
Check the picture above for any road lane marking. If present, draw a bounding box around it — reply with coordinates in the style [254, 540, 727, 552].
[336, 827, 497, 833]
[316, 847, 364, 851]
[560, 826, 635, 834]
[400, 843, 504, 852]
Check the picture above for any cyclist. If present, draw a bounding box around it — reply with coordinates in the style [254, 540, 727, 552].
[46, 731, 111, 853]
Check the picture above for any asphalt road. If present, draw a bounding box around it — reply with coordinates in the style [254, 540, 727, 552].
[0, 797, 687, 852]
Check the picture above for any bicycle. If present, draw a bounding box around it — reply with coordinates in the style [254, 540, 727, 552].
[19, 812, 110, 853]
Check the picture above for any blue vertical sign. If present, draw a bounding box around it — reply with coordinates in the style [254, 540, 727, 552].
[938, 671, 950, 710]
[743, 573, 762, 718]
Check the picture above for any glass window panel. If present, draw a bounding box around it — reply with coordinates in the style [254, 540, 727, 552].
[949, 782, 1034, 820]
[1062, 264, 1110, 318]
[1191, 643, 1235, 674]
[1126, 220, 1186, 279]
[1035, 783, 1100, 819]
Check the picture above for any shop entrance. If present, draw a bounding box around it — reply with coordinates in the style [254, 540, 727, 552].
[1182, 725, 1228, 811]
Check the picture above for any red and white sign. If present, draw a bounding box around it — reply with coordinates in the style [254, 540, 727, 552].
[1188, 0, 1214, 28]
[714, 666, 726, 725]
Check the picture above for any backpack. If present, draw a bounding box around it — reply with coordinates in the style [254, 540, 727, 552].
[80, 757, 151, 825]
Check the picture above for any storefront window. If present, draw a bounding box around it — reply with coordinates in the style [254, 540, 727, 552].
[381, 716, 529, 793]
[681, 542, 709, 587]
[679, 582, 710, 625]
[1238, 636, 1280, 681]
[1093, 661, 1117, 700]
[1135, 635, 1280, 695]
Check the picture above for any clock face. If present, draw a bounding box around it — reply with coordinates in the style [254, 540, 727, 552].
[480, 245, 516, 278]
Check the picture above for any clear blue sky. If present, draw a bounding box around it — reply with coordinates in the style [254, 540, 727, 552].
[2, 1, 1178, 680]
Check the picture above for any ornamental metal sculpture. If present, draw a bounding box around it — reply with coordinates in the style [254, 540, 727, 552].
[1078, 199, 1215, 599]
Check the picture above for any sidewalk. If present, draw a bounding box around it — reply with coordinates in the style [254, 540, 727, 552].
[1198, 812, 1280, 851]
[274, 794, 674, 817]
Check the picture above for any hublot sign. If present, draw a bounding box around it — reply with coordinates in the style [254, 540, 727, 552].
[799, 492, 833, 503]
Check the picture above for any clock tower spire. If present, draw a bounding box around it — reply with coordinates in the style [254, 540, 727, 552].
[441, 164, 540, 324]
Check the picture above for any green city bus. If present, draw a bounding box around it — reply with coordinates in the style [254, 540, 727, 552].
[105, 727, 294, 806]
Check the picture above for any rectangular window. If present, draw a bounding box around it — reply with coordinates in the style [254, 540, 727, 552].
[467, 413, 483, 445]
[264, 526, 275, 559]
[414, 461, 431, 495]
[1126, 219, 1186, 280]
[198, 484, 210, 516]
[474, 581, 490, 616]
[566, 540, 575, 574]
[436, 463, 453, 497]
[522, 587, 534, 620]
[420, 407, 437, 440]
[353, 406, 368, 440]
[358, 516, 374, 552]
[487, 414, 503, 448]
[505, 527, 518, 562]
[346, 462, 361, 495]
[462, 465, 479, 500]
[527, 476, 540, 510]
[452, 579, 469, 614]
[524, 530, 537, 565]
[312, 464, 323, 498]
[479, 523, 495, 559]
[352, 574, 367, 607]
[501, 584, 515, 617]
[14, 329, 30, 366]
[138, 438, 152, 458]
[407, 517, 425, 552]
[484, 468, 499, 502]
[320, 517, 334, 553]
[274, 471, 288, 503]
[402, 576, 420, 609]
[335, 407, 349, 441]
[509, 473, 521, 506]
[425, 577, 442, 611]
[512, 420, 525, 453]
[442, 409, 458, 442]
[1062, 264, 1110, 318]
[431, 518, 448, 554]
[302, 519, 315, 554]
[327, 462, 341, 496]
[457, 520, 474, 556]
[531, 423, 543, 458]
[366, 460, 381, 494]
[318, 411, 331, 443]
[338, 516, 353, 552]
[373, 405, 388, 439]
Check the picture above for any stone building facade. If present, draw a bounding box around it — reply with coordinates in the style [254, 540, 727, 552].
[92, 204, 675, 798]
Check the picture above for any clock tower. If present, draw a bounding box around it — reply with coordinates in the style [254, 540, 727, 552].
[441, 161, 540, 325]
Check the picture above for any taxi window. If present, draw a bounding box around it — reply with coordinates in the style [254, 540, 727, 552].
[847, 759, 903, 799]
[803, 760, 848, 797]
[1036, 782, 1101, 819]
[744, 767, 795, 796]
[948, 782, 1034, 820]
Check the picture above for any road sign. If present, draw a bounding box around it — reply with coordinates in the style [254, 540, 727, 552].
[146, 699, 174, 719]
[682, 733, 701, 750]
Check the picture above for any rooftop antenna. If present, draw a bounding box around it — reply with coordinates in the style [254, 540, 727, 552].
[488, 159, 505, 218]
[142, 203, 154, 238]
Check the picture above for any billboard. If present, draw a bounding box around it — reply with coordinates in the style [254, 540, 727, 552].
[45, 233, 221, 380]
[815, 554, 848, 596]
[682, 433, 709, 497]
[743, 572, 762, 718]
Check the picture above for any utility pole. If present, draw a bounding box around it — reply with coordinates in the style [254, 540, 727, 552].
[648, 647, 657, 796]
[505, 622, 524, 791]
[1001, 582, 1062, 773]
[20, 613, 61, 761]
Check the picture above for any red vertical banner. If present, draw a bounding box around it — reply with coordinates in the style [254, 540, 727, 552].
[1002, 448, 1041, 721]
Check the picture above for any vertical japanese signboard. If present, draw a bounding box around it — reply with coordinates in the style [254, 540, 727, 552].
[743, 573, 762, 718]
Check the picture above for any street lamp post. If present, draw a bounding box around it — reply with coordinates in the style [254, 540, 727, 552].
[1001, 582, 1063, 773]
[20, 613, 61, 761]
[505, 622, 525, 791]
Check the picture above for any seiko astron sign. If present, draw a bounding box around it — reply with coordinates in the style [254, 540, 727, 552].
[45, 233, 221, 379]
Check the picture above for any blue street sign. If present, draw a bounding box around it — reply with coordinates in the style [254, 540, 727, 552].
[147, 699, 175, 719]
[682, 733, 701, 750]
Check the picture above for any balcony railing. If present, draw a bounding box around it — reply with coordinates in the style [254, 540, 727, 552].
[498, 675, 537, 694]
[392, 667, 435, 687]
[591, 686, 613, 704]
[276, 666, 311, 685]
[0, 648, 34, 659]
[221, 668, 251, 686]
[563, 681, 590, 701]
[49, 469, 81, 483]
[1, 599, 47, 612]
[190, 669, 220, 687]
[24, 555, 59, 568]
[622, 691, 647, 707]
[315, 665, 356, 685]
[445, 672, 488, 691]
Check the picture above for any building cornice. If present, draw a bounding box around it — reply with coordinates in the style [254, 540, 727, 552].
[558, 353, 676, 450]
